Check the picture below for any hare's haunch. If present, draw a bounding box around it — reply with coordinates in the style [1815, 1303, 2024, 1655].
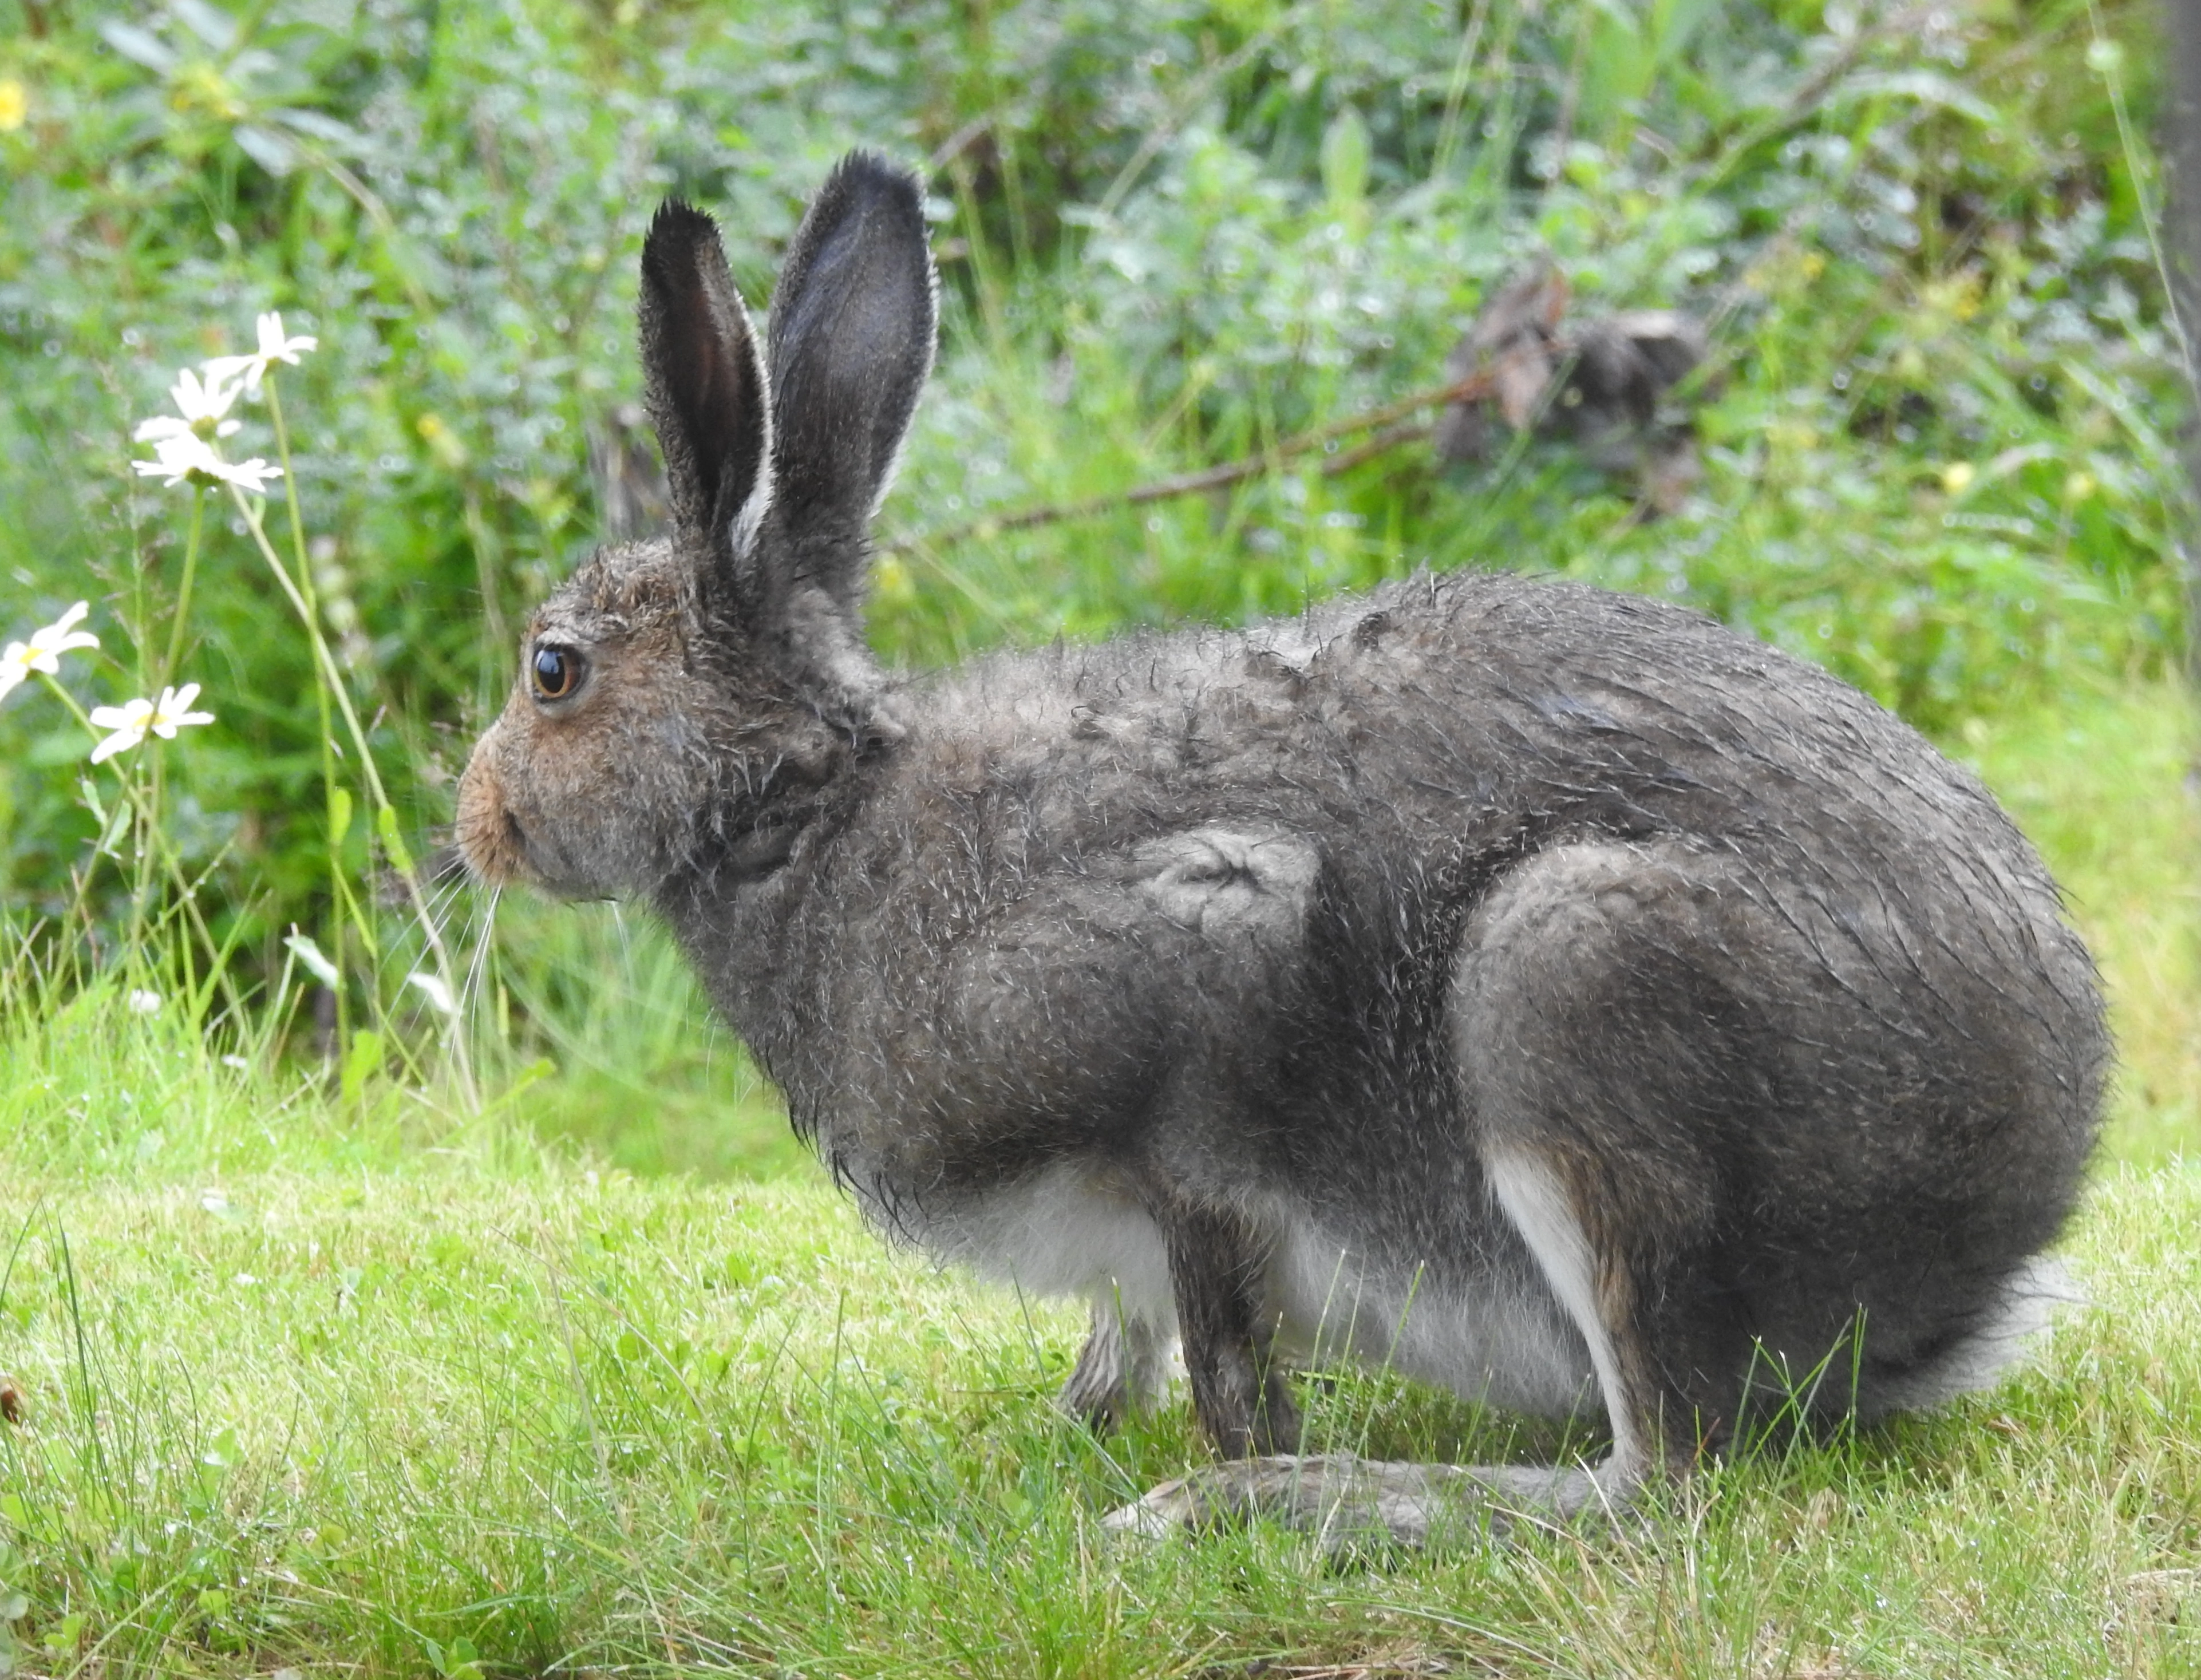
[457, 152, 2105, 1545]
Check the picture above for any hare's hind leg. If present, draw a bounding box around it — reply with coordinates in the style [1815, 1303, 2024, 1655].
[1453, 839, 1769, 1496]
[1108, 841, 1754, 1547]
[1103, 1141, 1657, 1548]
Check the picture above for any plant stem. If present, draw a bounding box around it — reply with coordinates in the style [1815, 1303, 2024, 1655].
[158, 486, 205, 693]
[229, 484, 477, 1105]
[42, 676, 242, 1022]
[266, 375, 353, 1046]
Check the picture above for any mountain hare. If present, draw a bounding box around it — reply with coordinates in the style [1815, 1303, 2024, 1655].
[457, 152, 2105, 1544]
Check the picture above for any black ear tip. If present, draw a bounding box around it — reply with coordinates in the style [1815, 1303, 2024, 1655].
[820, 150, 927, 220]
[650, 197, 716, 236]
[642, 199, 726, 280]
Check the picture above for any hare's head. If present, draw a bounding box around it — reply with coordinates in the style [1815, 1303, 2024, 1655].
[457, 152, 936, 899]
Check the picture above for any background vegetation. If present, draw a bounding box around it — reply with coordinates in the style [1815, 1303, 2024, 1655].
[1, 0, 2188, 1072]
[1, 0, 2198, 1672]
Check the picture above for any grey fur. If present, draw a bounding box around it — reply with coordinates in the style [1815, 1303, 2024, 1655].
[457, 151, 2107, 1543]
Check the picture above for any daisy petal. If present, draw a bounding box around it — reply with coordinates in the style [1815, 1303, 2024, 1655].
[89, 725, 145, 764]
[133, 433, 221, 487]
[89, 699, 149, 731]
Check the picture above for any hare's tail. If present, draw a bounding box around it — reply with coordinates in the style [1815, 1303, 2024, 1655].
[1860, 1254, 2084, 1419]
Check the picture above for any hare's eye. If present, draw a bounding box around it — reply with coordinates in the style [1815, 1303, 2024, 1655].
[531, 645, 584, 702]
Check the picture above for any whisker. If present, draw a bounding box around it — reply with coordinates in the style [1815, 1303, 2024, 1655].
[463, 887, 498, 1037]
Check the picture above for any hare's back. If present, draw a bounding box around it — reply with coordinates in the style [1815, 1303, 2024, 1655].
[923, 567, 2084, 996]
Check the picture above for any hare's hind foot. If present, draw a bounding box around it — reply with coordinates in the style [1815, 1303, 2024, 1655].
[1100, 1453, 1630, 1551]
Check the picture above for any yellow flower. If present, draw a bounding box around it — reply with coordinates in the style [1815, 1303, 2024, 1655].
[1941, 461, 1976, 495]
[873, 554, 915, 604]
[0, 78, 26, 133]
[416, 412, 469, 471]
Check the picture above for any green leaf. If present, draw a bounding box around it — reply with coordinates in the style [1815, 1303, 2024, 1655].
[234, 124, 301, 177]
[1319, 106, 1369, 222]
[97, 21, 178, 73]
[329, 786, 353, 845]
[42, 1611, 84, 1657]
[1829, 69, 2000, 127]
[272, 108, 362, 149]
[376, 804, 415, 875]
[341, 1029, 382, 1105]
[169, 0, 240, 52]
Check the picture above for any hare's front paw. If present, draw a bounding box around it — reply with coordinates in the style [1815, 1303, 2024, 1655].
[1056, 1302, 1169, 1430]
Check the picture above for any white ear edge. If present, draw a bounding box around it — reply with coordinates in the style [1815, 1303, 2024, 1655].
[730, 448, 775, 561]
[729, 303, 777, 560]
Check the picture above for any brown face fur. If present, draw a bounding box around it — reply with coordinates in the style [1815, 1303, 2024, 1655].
[458, 173, 932, 908]
[456, 540, 721, 899]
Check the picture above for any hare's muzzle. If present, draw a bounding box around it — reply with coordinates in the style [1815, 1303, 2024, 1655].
[454, 725, 529, 887]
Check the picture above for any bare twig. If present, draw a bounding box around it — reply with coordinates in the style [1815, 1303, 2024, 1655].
[880, 370, 1493, 556]
[928, 115, 996, 176]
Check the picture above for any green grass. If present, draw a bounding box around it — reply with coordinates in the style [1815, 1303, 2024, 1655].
[0, 678, 2196, 1677]
[1962, 680, 2201, 1171]
[2, 1165, 2199, 1677]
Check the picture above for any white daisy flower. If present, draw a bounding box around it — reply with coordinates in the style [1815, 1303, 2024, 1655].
[88, 682, 215, 764]
[0, 600, 99, 702]
[132, 364, 244, 444]
[131, 431, 283, 493]
[132, 432, 219, 485]
[207, 311, 318, 393]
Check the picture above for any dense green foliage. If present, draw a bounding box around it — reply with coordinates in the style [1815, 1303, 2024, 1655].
[0, 0, 2186, 1018]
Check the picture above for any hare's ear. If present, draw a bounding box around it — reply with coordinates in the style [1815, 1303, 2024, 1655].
[638, 201, 773, 566]
[764, 151, 936, 610]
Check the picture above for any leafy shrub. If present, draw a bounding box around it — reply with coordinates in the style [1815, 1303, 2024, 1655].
[0, 0, 2183, 1041]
